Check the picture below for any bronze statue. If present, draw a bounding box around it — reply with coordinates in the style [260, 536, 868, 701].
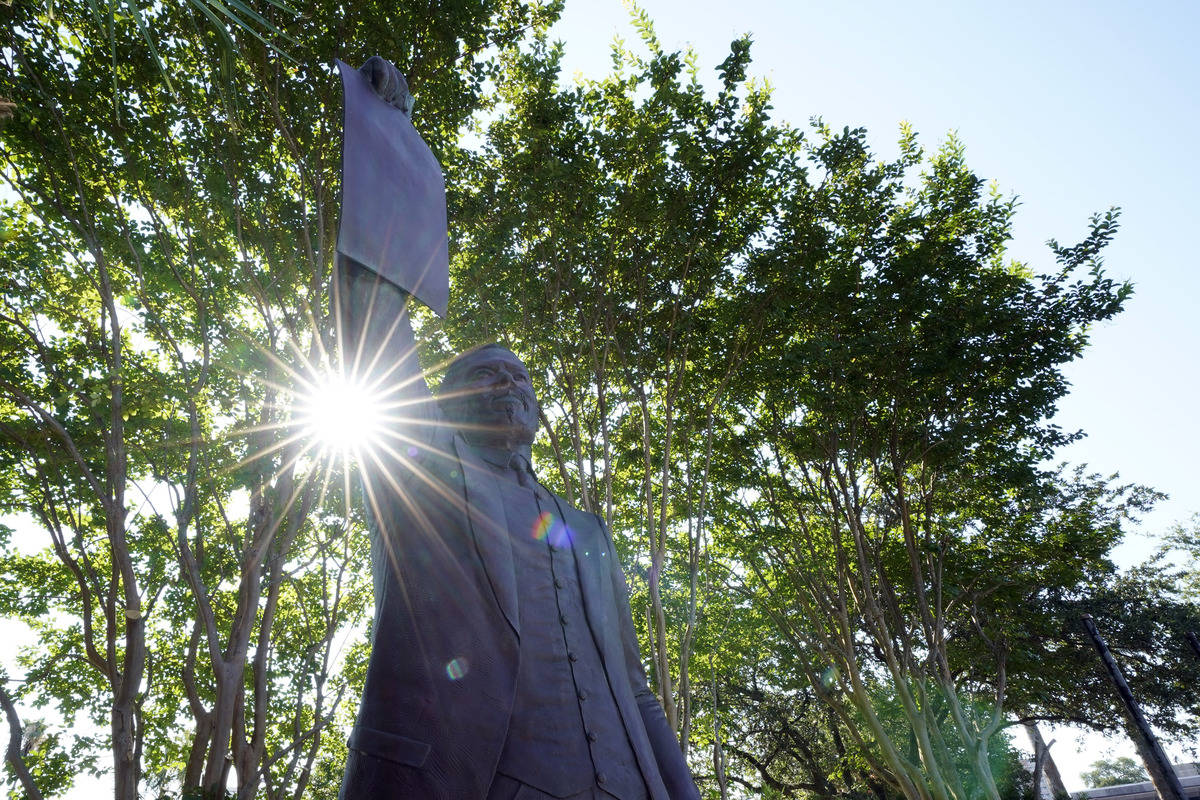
[335, 57, 699, 800]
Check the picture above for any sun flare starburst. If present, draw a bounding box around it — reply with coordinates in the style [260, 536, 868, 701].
[294, 375, 387, 457]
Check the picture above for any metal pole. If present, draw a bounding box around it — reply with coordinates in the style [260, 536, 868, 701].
[1080, 614, 1185, 800]
[1186, 631, 1200, 662]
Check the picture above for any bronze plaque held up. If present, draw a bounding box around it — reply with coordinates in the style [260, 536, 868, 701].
[335, 58, 449, 317]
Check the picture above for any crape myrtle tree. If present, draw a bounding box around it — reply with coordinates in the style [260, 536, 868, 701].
[429, 17, 1198, 799]
[708, 118, 1180, 800]
[0, 0, 560, 797]
[1081, 756, 1147, 788]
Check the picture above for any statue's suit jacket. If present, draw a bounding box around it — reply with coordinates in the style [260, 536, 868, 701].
[337, 265, 698, 800]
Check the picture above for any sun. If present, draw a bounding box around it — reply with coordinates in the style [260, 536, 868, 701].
[295, 373, 386, 457]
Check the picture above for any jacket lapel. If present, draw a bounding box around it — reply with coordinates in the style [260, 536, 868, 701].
[560, 504, 671, 799]
[452, 434, 520, 638]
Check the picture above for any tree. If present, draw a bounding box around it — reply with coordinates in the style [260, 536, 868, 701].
[1020, 552, 1200, 738]
[443, 16, 794, 769]
[0, 1, 559, 797]
[709, 119, 1155, 800]
[432, 17, 1195, 798]
[1166, 515, 1200, 599]
[1081, 756, 1148, 788]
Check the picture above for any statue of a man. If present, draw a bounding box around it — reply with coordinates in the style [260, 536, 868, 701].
[336, 57, 699, 800]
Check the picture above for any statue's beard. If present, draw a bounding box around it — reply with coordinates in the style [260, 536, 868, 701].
[472, 415, 536, 447]
[486, 394, 527, 429]
[443, 395, 538, 446]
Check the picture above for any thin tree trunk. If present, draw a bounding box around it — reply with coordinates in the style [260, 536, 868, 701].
[1, 684, 45, 800]
[100, 259, 142, 800]
[710, 664, 728, 800]
[1024, 723, 1067, 799]
[651, 393, 678, 732]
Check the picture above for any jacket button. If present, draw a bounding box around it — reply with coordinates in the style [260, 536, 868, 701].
[560, 614, 569, 625]
[554, 577, 565, 589]
[596, 772, 607, 784]
[578, 690, 589, 701]
[587, 730, 598, 743]
[568, 652, 578, 662]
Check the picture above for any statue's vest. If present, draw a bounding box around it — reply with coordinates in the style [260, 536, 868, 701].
[486, 455, 646, 800]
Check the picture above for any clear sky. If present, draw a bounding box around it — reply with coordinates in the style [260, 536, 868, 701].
[549, 0, 1200, 789]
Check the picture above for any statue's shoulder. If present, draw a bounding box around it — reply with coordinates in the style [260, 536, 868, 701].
[541, 491, 608, 539]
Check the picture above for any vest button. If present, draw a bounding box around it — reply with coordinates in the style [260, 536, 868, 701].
[597, 772, 607, 784]
[560, 614, 569, 625]
[568, 652, 578, 662]
[578, 690, 589, 701]
[587, 730, 598, 743]
[554, 577, 565, 589]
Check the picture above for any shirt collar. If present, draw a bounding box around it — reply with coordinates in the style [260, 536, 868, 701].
[471, 442, 534, 472]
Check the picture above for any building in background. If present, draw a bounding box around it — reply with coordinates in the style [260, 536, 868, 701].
[1073, 763, 1200, 800]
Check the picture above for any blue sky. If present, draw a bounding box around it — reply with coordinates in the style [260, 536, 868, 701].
[550, 0, 1199, 788]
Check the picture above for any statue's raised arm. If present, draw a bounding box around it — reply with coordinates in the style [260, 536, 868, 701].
[333, 57, 448, 456]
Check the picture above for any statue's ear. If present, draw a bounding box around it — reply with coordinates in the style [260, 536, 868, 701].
[435, 385, 462, 423]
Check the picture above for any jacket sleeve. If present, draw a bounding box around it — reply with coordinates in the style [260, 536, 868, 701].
[335, 258, 456, 607]
[334, 257, 447, 461]
[600, 517, 700, 800]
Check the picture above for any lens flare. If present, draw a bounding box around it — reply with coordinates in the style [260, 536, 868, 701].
[295, 375, 385, 456]
[532, 511, 554, 541]
[445, 657, 468, 681]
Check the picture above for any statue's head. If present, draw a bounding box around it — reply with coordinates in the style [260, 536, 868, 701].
[438, 344, 540, 448]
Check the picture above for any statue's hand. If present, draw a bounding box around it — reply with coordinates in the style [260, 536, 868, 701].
[360, 55, 414, 116]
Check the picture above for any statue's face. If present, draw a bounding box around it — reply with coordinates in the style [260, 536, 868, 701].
[440, 348, 540, 446]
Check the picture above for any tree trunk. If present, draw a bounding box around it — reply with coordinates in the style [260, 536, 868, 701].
[1024, 722, 1068, 798]
[710, 666, 728, 800]
[203, 662, 244, 795]
[111, 703, 139, 800]
[1, 685, 45, 800]
[648, 562, 677, 732]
